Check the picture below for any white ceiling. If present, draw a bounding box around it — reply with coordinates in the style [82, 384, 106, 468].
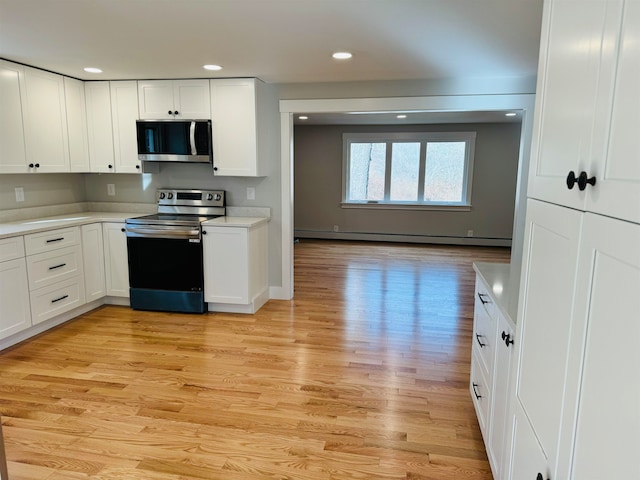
[0, 0, 544, 84]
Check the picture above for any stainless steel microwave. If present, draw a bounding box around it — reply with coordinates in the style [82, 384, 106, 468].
[136, 120, 212, 163]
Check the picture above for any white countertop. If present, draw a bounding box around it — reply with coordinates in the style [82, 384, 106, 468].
[202, 217, 268, 228]
[0, 213, 268, 240]
[473, 261, 519, 327]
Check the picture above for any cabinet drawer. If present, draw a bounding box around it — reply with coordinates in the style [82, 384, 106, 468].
[475, 275, 495, 319]
[26, 245, 83, 291]
[24, 227, 80, 255]
[471, 352, 491, 439]
[30, 276, 85, 325]
[0, 236, 25, 262]
[473, 294, 497, 381]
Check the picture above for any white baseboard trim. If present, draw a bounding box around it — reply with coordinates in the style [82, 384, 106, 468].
[294, 230, 512, 247]
[269, 285, 291, 301]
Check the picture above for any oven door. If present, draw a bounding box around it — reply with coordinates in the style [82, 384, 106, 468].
[126, 228, 206, 313]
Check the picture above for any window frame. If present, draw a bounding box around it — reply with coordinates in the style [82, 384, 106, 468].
[341, 131, 476, 211]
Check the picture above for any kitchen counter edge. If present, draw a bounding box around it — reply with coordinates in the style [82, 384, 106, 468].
[0, 213, 267, 239]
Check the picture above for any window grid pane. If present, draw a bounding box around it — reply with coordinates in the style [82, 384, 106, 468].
[423, 142, 466, 203]
[348, 143, 386, 201]
[390, 142, 421, 201]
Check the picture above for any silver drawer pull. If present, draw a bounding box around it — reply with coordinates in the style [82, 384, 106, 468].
[51, 294, 69, 304]
[46, 237, 65, 243]
[48, 263, 66, 270]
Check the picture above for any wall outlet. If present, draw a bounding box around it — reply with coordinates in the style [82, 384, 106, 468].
[333, 225, 339, 232]
[247, 187, 256, 200]
[107, 184, 116, 196]
[467, 229, 474, 237]
[15, 187, 24, 202]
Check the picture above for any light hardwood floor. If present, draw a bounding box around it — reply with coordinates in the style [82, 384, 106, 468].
[0, 239, 509, 479]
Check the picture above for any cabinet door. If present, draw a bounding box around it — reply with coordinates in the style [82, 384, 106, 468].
[203, 226, 248, 304]
[210, 78, 259, 176]
[102, 223, 129, 297]
[567, 214, 640, 480]
[587, 1, 640, 225]
[23, 67, 70, 172]
[173, 80, 210, 119]
[64, 77, 90, 172]
[510, 403, 550, 480]
[85, 81, 115, 173]
[513, 199, 582, 475]
[527, 0, 610, 210]
[488, 311, 514, 479]
[110, 81, 141, 173]
[0, 257, 31, 340]
[81, 223, 106, 303]
[0, 60, 28, 173]
[137, 81, 174, 119]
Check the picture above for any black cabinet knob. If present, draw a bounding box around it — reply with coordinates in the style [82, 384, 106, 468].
[566, 171, 578, 189]
[577, 171, 596, 191]
[34, 163, 40, 168]
[501, 331, 514, 347]
[108, 164, 113, 169]
[213, 166, 218, 172]
[168, 110, 172, 115]
[29, 163, 34, 168]
[536, 474, 549, 480]
[135, 164, 140, 169]
[121, 228, 125, 232]
[174, 110, 179, 115]
[202, 230, 207, 235]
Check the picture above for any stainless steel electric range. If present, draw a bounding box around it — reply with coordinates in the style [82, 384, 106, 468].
[125, 189, 225, 313]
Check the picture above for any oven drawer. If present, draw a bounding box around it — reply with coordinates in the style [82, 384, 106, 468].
[26, 245, 83, 291]
[25, 227, 80, 255]
[30, 276, 85, 325]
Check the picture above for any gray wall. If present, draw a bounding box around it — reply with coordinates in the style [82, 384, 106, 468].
[294, 122, 522, 242]
[0, 173, 85, 209]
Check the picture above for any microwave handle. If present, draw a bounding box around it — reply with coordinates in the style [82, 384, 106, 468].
[190, 121, 197, 155]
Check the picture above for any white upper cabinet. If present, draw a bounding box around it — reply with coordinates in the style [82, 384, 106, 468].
[587, 1, 640, 224]
[138, 80, 210, 119]
[85, 81, 116, 173]
[529, 0, 640, 224]
[23, 66, 70, 172]
[210, 78, 267, 176]
[110, 81, 141, 173]
[0, 59, 27, 173]
[64, 77, 90, 172]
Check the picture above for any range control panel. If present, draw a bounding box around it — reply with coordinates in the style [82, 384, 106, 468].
[156, 189, 225, 207]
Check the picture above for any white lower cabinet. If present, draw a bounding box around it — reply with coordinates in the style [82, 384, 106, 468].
[102, 223, 129, 297]
[81, 223, 106, 302]
[470, 272, 516, 480]
[510, 199, 640, 480]
[202, 220, 268, 311]
[0, 236, 31, 340]
[24, 226, 86, 325]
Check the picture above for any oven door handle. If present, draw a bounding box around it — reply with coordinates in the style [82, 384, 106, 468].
[126, 225, 201, 240]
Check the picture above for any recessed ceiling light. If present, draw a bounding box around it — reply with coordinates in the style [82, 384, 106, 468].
[298, 116, 308, 120]
[83, 67, 102, 73]
[396, 114, 407, 119]
[332, 52, 353, 60]
[505, 112, 517, 117]
[203, 64, 223, 71]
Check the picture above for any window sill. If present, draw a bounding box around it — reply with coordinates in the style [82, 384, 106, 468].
[341, 202, 471, 212]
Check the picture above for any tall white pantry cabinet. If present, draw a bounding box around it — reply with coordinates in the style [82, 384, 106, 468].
[509, 1, 639, 480]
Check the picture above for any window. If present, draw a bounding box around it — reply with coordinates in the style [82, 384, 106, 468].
[343, 132, 476, 209]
